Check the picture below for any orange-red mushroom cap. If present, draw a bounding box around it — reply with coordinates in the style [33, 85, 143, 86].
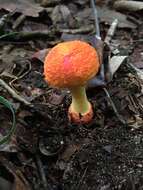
[44, 40, 99, 88]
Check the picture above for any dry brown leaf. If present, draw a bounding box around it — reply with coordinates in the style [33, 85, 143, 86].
[128, 115, 143, 129]
[59, 144, 81, 161]
[0, 0, 44, 17]
[0, 158, 32, 190]
[96, 6, 136, 29]
[39, 0, 61, 7]
[32, 49, 50, 63]
[76, 7, 136, 29]
[51, 5, 71, 25]
[0, 46, 33, 77]
[13, 170, 31, 190]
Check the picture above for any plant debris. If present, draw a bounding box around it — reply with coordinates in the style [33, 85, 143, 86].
[114, 0, 143, 12]
[0, 0, 143, 190]
[0, 0, 44, 17]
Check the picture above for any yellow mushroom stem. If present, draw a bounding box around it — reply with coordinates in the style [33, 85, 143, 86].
[69, 86, 91, 115]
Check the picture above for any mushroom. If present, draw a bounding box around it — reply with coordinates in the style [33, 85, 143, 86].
[44, 40, 100, 124]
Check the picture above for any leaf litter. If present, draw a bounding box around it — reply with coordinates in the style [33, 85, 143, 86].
[0, 0, 44, 17]
[0, 0, 143, 190]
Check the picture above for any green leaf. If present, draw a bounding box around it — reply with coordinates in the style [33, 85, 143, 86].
[0, 96, 16, 145]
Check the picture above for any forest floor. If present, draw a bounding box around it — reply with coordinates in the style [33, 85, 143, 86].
[0, 0, 143, 190]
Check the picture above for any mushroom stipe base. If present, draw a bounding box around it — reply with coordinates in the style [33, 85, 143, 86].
[68, 102, 94, 124]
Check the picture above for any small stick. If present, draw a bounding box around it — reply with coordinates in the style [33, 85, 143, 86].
[0, 14, 9, 29]
[59, 25, 94, 34]
[104, 19, 118, 45]
[9, 62, 31, 90]
[90, 0, 101, 39]
[76, 167, 88, 190]
[103, 87, 127, 125]
[0, 31, 55, 41]
[0, 78, 31, 105]
[35, 155, 51, 190]
[114, 0, 143, 12]
[12, 14, 26, 29]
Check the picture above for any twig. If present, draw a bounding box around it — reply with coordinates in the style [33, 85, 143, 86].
[90, 0, 101, 39]
[0, 11, 17, 30]
[35, 154, 51, 190]
[132, 39, 143, 43]
[114, 0, 143, 12]
[104, 19, 118, 45]
[103, 87, 127, 125]
[0, 78, 31, 105]
[9, 62, 31, 91]
[0, 31, 56, 41]
[12, 14, 26, 29]
[41, 0, 61, 7]
[76, 167, 88, 190]
[0, 14, 9, 29]
[59, 25, 94, 34]
[0, 41, 29, 45]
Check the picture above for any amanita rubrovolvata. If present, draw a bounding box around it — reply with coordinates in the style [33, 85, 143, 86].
[44, 40, 100, 124]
